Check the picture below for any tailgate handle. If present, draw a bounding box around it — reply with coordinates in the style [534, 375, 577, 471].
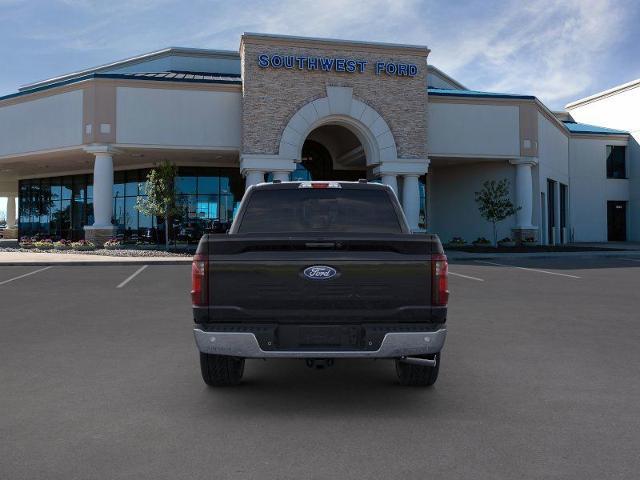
[304, 242, 336, 248]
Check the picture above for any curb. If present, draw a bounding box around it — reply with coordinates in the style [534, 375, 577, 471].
[446, 251, 640, 261]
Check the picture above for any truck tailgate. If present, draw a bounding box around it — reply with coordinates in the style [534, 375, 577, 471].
[198, 235, 439, 323]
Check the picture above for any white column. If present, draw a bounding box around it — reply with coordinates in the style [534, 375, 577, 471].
[6, 195, 16, 228]
[84, 145, 116, 230]
[272, 171, 290, 182]
[381, 174, 398, 198]
[245, 170, 265, 188]
[90, 150, 114, 227]
[373, 158, 429, 234]
[512, 159, 536, 229]
[401, 174, 421, 232]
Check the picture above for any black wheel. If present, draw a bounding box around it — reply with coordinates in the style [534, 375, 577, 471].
[200, 353, 245, 386]
[395, 352, 440, 387]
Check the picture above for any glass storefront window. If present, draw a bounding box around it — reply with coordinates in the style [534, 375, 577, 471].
[219, 195, 235, 222]
[18, 167, 244, 242]
[113, 197, 125, 231]
[125, 197, 138, 232]
[60, 199, 72, 238]
[86, 199, 94, 227]
[49, 178, 60, 203]
[62, 177, 73, 200]
[418, 176, 427, 232]
[139, 208, 153, 229]
[73, 175, 85, 202]
[198, 176, 219, 195]
[176, 175, 197, 194]
[87, 175, 93, 200]
[113, 171, 125, 199]
[194, 195, 214, 219]
[125, 171, 139, 197]
[290, 163, 311, 181]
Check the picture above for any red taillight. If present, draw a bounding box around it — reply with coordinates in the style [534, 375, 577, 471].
[191, 254, 208, 306]
[431, 253, 449, 306]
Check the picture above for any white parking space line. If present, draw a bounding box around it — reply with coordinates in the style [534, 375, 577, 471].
[449, 271, 484, 282]
[0, 266, 53, 286]
[116, 265, 149, 289]
[475, 260, 581, 279]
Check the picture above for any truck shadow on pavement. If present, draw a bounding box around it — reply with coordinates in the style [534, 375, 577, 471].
[194, 358, 451, 418]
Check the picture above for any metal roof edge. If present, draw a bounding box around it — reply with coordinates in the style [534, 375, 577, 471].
[428, 88, 535, 100]
[563, 121, 629, 136]
[565, 78, 640, 109]
[2, 72, 242, 103]
[19, 47, 240, 92]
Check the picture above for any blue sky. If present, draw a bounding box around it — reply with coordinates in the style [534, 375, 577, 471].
[1, 0, 639, 108]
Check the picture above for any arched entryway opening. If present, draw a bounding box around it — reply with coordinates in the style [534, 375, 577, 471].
[294, 124, 367, 181]
[241, 87, 428, 231]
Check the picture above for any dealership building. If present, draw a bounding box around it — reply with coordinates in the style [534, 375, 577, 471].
[0, 33, 637, 244]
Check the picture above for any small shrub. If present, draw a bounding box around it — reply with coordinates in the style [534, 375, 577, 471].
[19, 236, 34, 249]
[448, 236, 466, 245]
[103, 238, 123, 250]
[472, 237, 491, 245]
[498, 237, 516, 247]
[54, 239, 73, 250]
[33, 239, 54, 250]
[71, 240, 96, 251]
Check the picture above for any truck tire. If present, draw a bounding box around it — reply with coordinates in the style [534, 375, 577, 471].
[200, 353, 245, 386]
[395, 353, 440, 387]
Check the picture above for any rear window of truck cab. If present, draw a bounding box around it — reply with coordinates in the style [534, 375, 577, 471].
[237, 188, 403, 234]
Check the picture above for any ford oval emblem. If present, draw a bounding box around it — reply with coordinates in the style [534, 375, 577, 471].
[303, 265, 338, 280]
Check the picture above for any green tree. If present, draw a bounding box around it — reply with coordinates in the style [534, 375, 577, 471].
[136, 161, 181, 250]
[474, 179, 520, 246]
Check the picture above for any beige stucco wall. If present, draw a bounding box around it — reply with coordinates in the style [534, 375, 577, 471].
[567, 86, 640, 241]
[427, 101, 520, 157]
[0, 90, 83, 156]
[115, 86, 242, 148]
[240, 36, 428, 159]
[569, 136, 629, 241]
[429, 161, 517, 242]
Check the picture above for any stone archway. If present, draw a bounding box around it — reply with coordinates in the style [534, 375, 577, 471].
[239, 85, 429, 231]
[278, 86, 398, 166]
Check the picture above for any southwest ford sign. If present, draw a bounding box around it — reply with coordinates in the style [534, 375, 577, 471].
[258, 54, 418, 77]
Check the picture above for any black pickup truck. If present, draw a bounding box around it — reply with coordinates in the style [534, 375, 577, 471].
[191, 180, 448, 387]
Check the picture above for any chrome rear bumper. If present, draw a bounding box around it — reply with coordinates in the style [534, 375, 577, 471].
[193, 328, 446, 358]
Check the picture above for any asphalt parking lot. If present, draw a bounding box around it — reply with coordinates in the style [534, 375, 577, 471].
[1, 256, 639, 479]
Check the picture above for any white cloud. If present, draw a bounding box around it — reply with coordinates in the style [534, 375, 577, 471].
[3, 0, 635, 108]
[426, 0, 631, 107]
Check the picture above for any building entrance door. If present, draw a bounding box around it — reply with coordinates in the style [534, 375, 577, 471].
[607, 201, 627, 241]
[298, 125, 367, 181]
[547, 179, 556, 244]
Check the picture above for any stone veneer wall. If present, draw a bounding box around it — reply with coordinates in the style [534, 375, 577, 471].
[241, 37, 428, 160]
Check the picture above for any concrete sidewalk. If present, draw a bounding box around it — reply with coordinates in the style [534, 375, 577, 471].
[0, 251, 192, 266]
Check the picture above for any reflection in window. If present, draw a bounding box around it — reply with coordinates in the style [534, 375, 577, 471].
[18, 167, 244, 242]
[176, 175, 197, 194]
[418, 175, 427, 231]
[606, 145, 626, 179]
